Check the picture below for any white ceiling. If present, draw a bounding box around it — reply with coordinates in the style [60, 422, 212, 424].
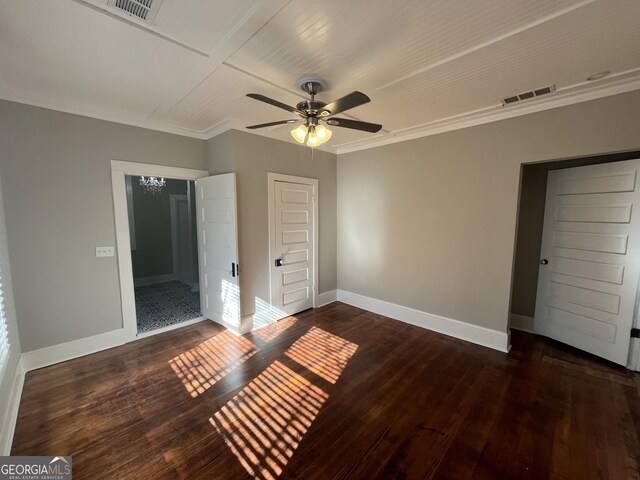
[0, 0, 639, 153]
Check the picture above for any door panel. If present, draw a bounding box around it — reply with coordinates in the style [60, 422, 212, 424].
[534, 159, 640, 365]
[195, 173, 240, 329]
[272, 181, 315, 315]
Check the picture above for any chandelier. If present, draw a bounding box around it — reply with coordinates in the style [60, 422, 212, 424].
[291, 119, 332, 147]
[139, 176, 166, 194]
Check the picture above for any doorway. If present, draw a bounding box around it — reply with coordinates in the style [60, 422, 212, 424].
[111, 161, 209, 342]
[509, 150, 640, 368]
[127, 176, 200, 334]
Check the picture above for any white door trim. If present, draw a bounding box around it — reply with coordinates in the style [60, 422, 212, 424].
[110, 160, 209, 342]
[267, 172, 319, 311]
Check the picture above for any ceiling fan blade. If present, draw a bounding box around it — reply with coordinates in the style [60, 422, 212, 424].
[321, 91, 371, 116]
[246, 93, 302, 115]
[246, 119, 300, 129]
[326, 117, 382, 133]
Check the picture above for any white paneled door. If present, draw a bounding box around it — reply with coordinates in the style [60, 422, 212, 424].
[195, 173, 240, 329]
[271, 178, 316, 315]
[534, 159, 640, 365]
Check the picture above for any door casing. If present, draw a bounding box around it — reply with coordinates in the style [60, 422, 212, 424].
[110, 160, 209, 342]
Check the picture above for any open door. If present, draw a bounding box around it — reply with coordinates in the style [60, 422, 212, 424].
[534, 159, 640, 366]
[195, 173, 240, 330]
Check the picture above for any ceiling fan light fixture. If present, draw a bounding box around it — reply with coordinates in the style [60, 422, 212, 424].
[291, 124, 308, 143]
[303, 124, 332, 147]
[306, 126, 319, 147]
[316, 125, 332, 142]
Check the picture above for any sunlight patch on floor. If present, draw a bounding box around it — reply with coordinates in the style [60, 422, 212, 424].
[210, 327, 359, 479]
[210, 361, 328, 480]
[285, 326, 358, 384]
[169, 330, 257, 397]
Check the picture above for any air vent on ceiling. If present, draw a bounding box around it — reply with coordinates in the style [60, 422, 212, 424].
[107, 0, 163, 23]
[502, 85, 556, 106]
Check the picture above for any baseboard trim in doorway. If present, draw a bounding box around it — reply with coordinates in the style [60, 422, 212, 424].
[509, 313, 535, 333]
[21, 329, 126, 372]
[336, 290, 510, 353]
[317, 290, 337, 307]
[0, 357, 25, 455]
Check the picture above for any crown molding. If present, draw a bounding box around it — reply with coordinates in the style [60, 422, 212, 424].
[0, 92, 209, 140]
[3, 68, 639, 155]
[201, 118, 242, 139]
[0, 91, 335, 152]
[335, 68, 640, 154]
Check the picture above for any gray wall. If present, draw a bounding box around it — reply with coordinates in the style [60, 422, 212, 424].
[0, 100, 206, 351]
[0, 178, 22, 443]
[338, 90, 640, 333]
[130, 177, 187, 279]
[207, 130, 337, 321]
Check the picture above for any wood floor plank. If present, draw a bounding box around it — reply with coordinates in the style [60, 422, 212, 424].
[10, 303, 640, 479]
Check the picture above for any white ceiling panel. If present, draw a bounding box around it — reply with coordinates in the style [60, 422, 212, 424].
[152, 0, 259, 53]
[157, 65, 304, 131]
[225, 0, 581, 97]
[350, 0, 640, 132]
[0, 0, 205, 120]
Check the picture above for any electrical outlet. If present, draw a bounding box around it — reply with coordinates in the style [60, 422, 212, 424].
[96, 246, 115, 257]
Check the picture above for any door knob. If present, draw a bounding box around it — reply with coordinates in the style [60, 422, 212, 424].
[275, 258, 283, 267]
[539, 258, 549, 265]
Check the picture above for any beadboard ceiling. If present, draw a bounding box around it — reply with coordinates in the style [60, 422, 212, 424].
[0, 0, 639, 153]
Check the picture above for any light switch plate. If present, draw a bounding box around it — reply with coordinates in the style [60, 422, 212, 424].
[96, 246, 115, 257]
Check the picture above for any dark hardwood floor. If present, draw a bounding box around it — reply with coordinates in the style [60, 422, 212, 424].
[11, 302, 640, 479]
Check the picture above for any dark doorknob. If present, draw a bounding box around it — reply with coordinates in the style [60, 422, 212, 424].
[275, 258, 283, 267]
[539, 258, 549, 265]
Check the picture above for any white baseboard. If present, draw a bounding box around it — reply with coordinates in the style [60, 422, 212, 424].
[237, 291, 337, 334]
[509, 313, 535, 333]
[204, 315, 247, 336]
[336, 290, 510, 353]
[317, 289, 337, 307]
[133, 273, 177, 287]
[21, 329, 126, 372]
[0, 357, 25, 455]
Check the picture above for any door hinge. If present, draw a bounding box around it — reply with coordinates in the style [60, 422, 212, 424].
[631, 328, 640, 338]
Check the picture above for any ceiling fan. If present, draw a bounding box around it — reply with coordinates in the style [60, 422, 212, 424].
[246, 78, 382, 147]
